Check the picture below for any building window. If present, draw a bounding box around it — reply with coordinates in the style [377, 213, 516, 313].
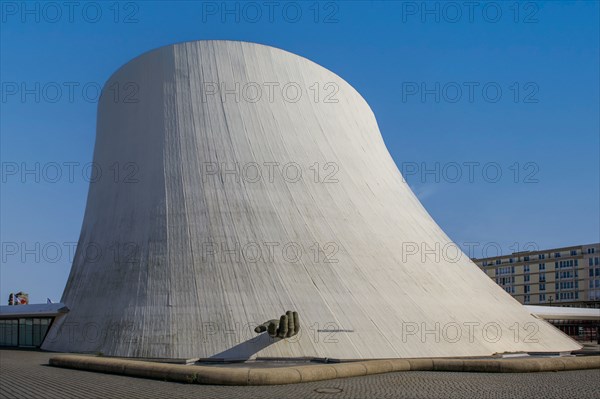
[539, 254, 545, 260]
[524, 295, 530, 303]
[570, 250, 577, 256]
[509, 258, 514, 264]
[511, 266, 515, 274]
[496, 259, 501, 265]
[524, 285, 530, 293]
[539, 293, 546, 302]
[0, 318, 52, 348]
[524, 265, 530, 273]
[0, 320, 19, 346]
[588, 248, 595, 254]
[539, 263, 545, 271]
[539, 273, 546, 282]
[539, 283, 546, 291]
[590, 258, 594, 267]
[555, 252, 561, 258]
[524, 275, 530, 282]
[524, 256, 530, 261]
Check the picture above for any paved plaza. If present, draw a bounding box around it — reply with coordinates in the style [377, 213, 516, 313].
[1, 350, 599, 399]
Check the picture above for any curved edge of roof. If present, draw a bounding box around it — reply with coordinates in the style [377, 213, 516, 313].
[526, 305, 600, 321]
[99, 40, 364, 103]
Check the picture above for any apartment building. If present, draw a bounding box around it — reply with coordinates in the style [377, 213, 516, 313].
[473, 243, 600, 308]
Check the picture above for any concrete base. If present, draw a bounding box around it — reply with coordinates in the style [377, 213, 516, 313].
[49, 355, 600, 386]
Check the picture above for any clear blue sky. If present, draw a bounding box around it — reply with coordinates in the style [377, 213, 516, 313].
[1, 1, 599, 303]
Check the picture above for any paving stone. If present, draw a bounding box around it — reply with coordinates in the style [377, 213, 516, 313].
[1, 350, 599, 399]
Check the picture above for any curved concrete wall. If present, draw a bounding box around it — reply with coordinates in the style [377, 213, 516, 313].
[42, 41, 580, 359]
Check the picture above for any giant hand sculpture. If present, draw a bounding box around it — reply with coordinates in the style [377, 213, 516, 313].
[254, 311, 300, 338]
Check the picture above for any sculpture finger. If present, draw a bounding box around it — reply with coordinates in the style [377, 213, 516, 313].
[267, 320, 278, 337]
[293, 311, 300, 335]
[277, 315, 288, 338]
[254, 323, 267, 333]
[286, 311, 295, 337]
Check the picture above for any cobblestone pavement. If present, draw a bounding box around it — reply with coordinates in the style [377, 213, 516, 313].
[1, 350, 599, 399]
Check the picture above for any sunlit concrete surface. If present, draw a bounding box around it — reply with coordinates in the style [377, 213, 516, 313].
[42, 41, 580, 360]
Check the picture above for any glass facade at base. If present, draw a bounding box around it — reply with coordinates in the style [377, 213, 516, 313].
[0, 318, 52, 347]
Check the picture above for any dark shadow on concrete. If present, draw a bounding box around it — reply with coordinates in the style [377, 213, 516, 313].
[205, 333, 278, 362]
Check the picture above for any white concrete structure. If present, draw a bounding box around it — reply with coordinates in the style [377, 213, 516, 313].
[42, 41, 581, 360]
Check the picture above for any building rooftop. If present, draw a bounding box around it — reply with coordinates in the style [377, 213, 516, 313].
[0, 303, 69, 318]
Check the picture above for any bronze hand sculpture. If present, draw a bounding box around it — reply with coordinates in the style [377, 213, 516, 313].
[254, 310, 300, 338]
